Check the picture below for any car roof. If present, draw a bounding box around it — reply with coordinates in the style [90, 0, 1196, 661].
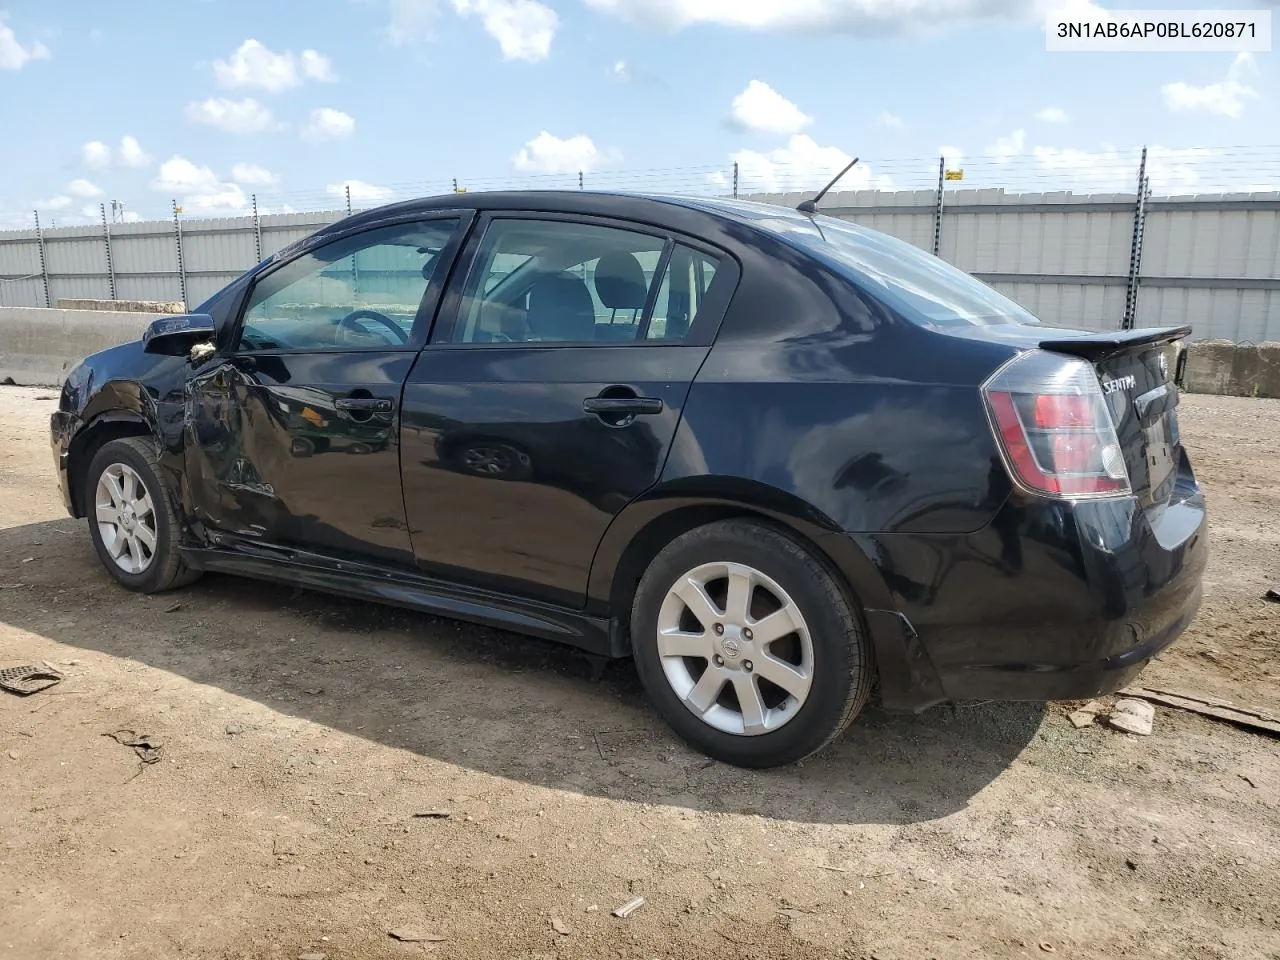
[329, 190, 827, 246]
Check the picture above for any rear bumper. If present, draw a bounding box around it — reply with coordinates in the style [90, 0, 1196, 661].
[856, 466, 1208, 708]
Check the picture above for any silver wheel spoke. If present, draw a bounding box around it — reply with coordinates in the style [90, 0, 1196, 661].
[754, 653, 811, 701]
[657, 629, 712, 659]
[673, 576, 721, 631]
[750, 601, 803, 645]
[121, 469, 137, 502]
[686, 668, 725, 714]
[103, 472, 125, 507]
[134, 522, 157, 553]
[724, 565, 753, 624]
[732, 675, 768, 734]
[126, 534, 143, 572]
[95, 504, 118, 524]
[105, 528, 127, 559]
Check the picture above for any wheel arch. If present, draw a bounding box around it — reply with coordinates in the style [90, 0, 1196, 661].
[66, 412, 153, 518]
[589, 480, 898, 627]
[590, 481, 947, 711]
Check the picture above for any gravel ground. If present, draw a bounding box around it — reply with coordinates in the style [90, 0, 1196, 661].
[1, 386, 1277, 960]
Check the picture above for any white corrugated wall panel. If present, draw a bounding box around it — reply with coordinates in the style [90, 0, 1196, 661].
[182, 224, 258, 277]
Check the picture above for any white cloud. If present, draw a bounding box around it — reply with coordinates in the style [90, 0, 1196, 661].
[940, 144, 965, 166]
[68, 178, 103, 198]
[878, 110, 905, 131]
[986, 129, 1026, 163]
[231, 162, 280, 186]
[386, 0, 441, 44]
[300, 49, 335, 81]
[185, 97, 275, 134]
[150, 156, 249, 214]
[327, 179, 393, 203]
[729, 135, 890, 194]
[213, 38, 335, 92]
[453, 0, 558, 62]
[82, 141, 111, 169]
[582, 0, 1037, 35]
[1035, 106, 1068, 123]
[512, 131, 621, 174]
[119, 135, 151, 168]
[81, 204, 101, 219]
[302, 107, 356, 142]
[1028, 144, 1235, 193]
[0, 15, 50, 70]
[152, 156, 221, 193]
[728, 80, 812, 136]
[121, 211, 141, 223]
[612, 59, 631, 80]
[1162, 53, 1258, 119]
[35, 195, 73, 211]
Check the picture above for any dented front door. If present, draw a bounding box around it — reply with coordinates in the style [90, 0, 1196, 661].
[185, 352, 416, 564]
[182, 214, 467, 566]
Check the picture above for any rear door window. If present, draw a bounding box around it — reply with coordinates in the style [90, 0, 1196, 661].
[443, 218, 724, 346]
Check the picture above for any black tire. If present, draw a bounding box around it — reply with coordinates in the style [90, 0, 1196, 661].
[85, 437, 201, 593]
[455, 440, 533, 481]
[630, 519, 872, 769]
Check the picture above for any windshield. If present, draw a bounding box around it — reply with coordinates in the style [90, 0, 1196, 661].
[705, 199, 1040, 328]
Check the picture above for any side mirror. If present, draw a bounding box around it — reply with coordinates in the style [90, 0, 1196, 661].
[142, 313, 216, 357]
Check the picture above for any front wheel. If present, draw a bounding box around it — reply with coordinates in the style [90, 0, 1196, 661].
[85, 437, 201, 593]
[631, 520, 872, 769]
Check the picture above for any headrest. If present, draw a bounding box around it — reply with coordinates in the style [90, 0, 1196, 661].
[594, 253, 648, 310]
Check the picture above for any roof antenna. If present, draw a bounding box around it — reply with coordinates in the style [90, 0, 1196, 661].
[796, 157, 859, 215]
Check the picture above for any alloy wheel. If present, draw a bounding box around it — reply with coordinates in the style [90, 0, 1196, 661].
[94, 463, 158, 575]
[655, 561, 814, 736]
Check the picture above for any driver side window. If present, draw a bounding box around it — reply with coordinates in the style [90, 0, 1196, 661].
[237, 218, 459, 352]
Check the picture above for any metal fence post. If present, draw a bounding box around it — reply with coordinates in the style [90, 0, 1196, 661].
[172, 199, 188, 309]
[100, 203, 117, 300]
[33, 210, 51, 308]
[252, 193, 262, 263]
[733, 161, 739, 199]
[1123, 147, 1150, 330]
[345, 183, 352, 216]
[578, 170, 584, 190]
[932, 156, 946, 257]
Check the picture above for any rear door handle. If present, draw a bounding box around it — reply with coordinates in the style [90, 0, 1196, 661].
[582, 397, 663, 416]
[335, 397, 393, 412]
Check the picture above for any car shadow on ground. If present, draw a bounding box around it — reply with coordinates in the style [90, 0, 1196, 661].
[1, 518, 1046, 827]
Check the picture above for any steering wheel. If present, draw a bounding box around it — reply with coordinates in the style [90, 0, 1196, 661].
[337, 309, 409, 345]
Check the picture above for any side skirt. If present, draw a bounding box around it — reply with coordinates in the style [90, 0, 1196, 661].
[180, 543, 626, 658]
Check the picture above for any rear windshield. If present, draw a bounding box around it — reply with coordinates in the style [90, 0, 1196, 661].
[711, 200, 1040, 328]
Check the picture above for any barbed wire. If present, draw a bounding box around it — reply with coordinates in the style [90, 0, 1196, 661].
[6, 144, 1280, 230]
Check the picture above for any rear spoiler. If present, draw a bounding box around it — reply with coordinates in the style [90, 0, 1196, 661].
[1038, 325, 1193, 362]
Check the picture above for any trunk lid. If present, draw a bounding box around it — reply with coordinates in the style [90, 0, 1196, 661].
[1039, 326, 1192, 509]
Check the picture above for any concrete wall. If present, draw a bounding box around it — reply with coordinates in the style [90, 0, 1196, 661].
[1181, 340, 1280, 399]
[0, 307, 153, 386]
[3, 306, 1277, 401]
[3, 192, 1278, 342]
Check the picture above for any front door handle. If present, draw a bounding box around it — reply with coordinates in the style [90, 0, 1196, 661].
[582, 396, 663, 416]
[335, 397, 393, 413]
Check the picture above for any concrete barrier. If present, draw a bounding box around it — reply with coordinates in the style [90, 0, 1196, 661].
[56, 298, 186, 314]
[1, 307, 152, 386]
[4, 306, 1280, 398]
[1181, 339, 1280, 400]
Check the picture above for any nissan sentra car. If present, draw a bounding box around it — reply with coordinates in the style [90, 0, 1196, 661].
[50, 191, 1207, 768]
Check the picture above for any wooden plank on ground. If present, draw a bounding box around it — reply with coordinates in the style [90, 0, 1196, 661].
[1119, 686, 1280, 737]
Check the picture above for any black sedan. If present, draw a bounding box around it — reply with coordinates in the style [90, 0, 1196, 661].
[50, 191, 1207, 768]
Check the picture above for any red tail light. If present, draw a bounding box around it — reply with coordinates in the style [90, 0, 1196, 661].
[983, 351, 1131, 500]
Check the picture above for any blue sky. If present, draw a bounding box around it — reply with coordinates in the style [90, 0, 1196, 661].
[0, 0, 1275, 225]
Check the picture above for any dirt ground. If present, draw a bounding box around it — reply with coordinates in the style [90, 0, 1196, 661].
[1, 386, 1277, 960]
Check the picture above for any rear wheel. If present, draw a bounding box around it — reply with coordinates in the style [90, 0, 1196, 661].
[85, 437, 200, 593]
[631, 519, 872, 768]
